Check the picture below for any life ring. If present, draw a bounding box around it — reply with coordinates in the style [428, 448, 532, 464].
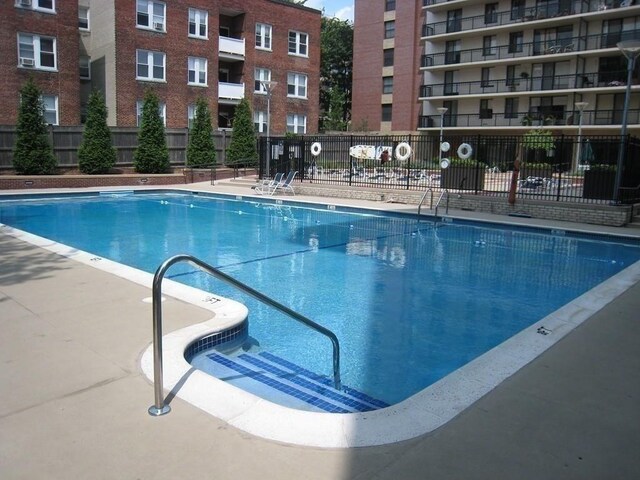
[310, 142, 322, 156]
[457, 143, 473, 160]
[395, 142, 412, 161]
[440, 141, 450, 153]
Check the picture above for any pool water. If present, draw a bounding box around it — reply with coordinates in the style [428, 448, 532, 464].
[2, 191, 639, 404]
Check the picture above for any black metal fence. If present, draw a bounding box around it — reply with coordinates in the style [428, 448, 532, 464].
[259, 134, 640, 205]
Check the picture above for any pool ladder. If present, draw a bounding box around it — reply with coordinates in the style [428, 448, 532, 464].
[418, 189, 449, 217]
[148, 254, 342, 416]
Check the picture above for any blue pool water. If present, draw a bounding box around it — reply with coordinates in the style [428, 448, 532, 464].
[2, 191, 640, 404]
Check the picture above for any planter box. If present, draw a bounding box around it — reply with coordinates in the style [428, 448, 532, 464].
[583, 170, 616, 200]
[440, 166, 485, 191]
[520, 168, 553, 180]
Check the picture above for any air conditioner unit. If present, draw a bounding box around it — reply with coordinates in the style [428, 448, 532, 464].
[19, 57, 34, 67]
[153, 22, 164, 31]
[19, 0, 32, 7]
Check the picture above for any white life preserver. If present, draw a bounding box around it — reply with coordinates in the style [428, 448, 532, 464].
[395, 142, 412, 161]
[440, 141, 450, 153]
[310, 142, 322, 156]
[457, 143, 473, 160]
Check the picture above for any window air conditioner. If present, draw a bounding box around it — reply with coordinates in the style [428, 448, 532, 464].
[20, 57, 35, 67]
[153, 22, 164, 31]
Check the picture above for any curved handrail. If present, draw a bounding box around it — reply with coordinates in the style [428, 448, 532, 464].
[434, 190, 450, 217]
[148, 254, 342, 416]
[418, 188, 433, 215]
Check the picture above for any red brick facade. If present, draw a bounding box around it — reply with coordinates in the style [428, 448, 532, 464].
[0, 0, 320, 133]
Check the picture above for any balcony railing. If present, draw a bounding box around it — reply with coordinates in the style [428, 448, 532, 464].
[219, 36, 245, 59]
[421, 1, 632, 37]
[422, 30, 640, 67]
[417, 109, 640, 129]
[419, 70, 630, 97]
[218, 82, 245, 101]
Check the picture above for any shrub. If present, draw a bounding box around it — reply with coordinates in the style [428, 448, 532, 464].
[78, 90, 116, 174]
[187, 97, 216, 167]
[226, 98, 258, 166]
[134, 89, 169, 173]
[12, 78, 57, 175]
[589, 164, 616, 172]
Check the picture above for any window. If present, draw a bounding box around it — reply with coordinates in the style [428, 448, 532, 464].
[254, 111, 267, 133]
[136, 49, 165, 81]
[18, 33, 56, 70]
[288, 31, 308, 56]
[505, 97, 519, 119]
[482, 36, 496, 56]
[446, 9, 462, 33]
[79, 6, 89, 30]
[445, 40, 460, 64]
[254, 68, 271, 93]
[382, 76, 393, 94]
[287, 72, 307, 98]
[385, 0, 396, 11]
[481, 67, 493, 87]
[16, 0, 55, 13]
[188, 57, 207, 86]
[188, 104, 196, 129]
[444, 71, 457, 95]
[255, 23, 272, 50]
[79, 56, 90, 79]
[286, 113, 306, 134]
[510, 0, 525, 20]
[509, 31, 524, 53]
[381, 104, 392, 122]
[384, 21, 395, 39]
[383, 48, 394, 67]
[479, 99, 493, 119]
[188, 8, 207, 38]
[484, 3, 498, 24]
[506, 65, 517, 86]
[137, 0, 165, 31]
[41, 95, 58, 125]
[137, 99, 166, 126]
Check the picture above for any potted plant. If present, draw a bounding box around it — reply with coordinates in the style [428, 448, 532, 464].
[583, 164, 616, 200]
[441, 156, 486, 191]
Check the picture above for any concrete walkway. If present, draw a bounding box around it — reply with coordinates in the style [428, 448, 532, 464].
[1, 181, 639, 479]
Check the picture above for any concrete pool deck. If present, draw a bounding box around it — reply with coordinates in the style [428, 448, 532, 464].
[1, 180, 639, 479]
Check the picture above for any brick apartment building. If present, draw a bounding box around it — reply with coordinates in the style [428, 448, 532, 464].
[352, 0, 640, 137]
[0, 0, 321, 134]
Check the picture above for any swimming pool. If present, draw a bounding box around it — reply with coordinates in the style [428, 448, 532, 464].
[2, 189, 640, 446]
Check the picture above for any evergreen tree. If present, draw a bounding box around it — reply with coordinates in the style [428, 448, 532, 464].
[13, 78, 57, 175]
[78, 90, 116, 174]
[226, 98, 258, 165]
[187, 97, 216, 167]
[134, 89, 169, 173]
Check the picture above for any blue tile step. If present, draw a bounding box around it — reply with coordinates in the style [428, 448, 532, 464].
[204, 351, 389, 414]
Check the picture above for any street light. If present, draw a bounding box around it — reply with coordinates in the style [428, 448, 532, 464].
[437, 107, 448, 165]
[573, 101, 588, 172]
[260, 80, 277, 178]
[613, 40, 640, 203]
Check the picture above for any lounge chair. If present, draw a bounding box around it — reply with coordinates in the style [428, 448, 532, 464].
[271, 171, 298, 196]
[254, 172, 284, 195]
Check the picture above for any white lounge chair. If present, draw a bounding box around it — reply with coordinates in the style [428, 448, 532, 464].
[254, 172, 284, 195]
[271, 171, 298, 196]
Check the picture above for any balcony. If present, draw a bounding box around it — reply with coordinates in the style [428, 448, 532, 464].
[419, 70, 630, 98]
[218, 82, 245, 103]
[421, 30, 640, 68]
[421, 1, 631, 37]
[417, 109, 640, 129]
[219, 36, 245, 61]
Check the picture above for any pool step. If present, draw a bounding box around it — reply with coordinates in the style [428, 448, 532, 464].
[204, 351, 389, 413]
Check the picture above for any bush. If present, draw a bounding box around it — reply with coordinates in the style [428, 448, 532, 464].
[134, 89, 169, 173]
[187, 97, 216, 167]
[12, 78, 57, 175]
[226, 98, 258, 166]
[589, 163, 616, 172]
[78, 90, 116, 174]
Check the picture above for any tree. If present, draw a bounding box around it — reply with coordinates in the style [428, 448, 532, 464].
[508, 128, 555, 204]
[187, 97, 216, 167]
[13, 78, 57, 175]
[134, 89, 169, 173]
[78, 90, 116, 174]
[324, 87, 347, 131]
[226, 98, 258, 166]
[320, 17, 353, 131]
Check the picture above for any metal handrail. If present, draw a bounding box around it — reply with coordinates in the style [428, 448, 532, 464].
[434, 190, 450, 217]
[148, 254, 342, 416]
[417, 188, 433, 215]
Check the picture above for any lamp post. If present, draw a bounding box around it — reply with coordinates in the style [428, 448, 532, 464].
[260, 80, 277, 178]
[573, 101, 588, 172]
[613, 40, 640, 203]
[437, 107, 448, 163]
